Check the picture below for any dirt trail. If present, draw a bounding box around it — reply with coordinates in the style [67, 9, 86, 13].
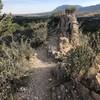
[19, 46, 57, 100]
[26, 64, 56, 100]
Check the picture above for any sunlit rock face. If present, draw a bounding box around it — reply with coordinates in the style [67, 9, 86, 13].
[71, 14, 80, 46]
[59, 37, 72, 55]
[48, 12, 80, 59]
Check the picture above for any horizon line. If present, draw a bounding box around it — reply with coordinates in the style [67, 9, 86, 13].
[2, 3, 100, 15]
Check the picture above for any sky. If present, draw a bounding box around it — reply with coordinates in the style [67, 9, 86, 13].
[2, 0, 100, 14]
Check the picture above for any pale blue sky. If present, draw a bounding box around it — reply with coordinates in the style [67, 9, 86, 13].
[2, 0, 100, 14]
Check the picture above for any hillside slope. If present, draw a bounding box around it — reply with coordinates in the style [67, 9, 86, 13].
[54, 4, 100, 14]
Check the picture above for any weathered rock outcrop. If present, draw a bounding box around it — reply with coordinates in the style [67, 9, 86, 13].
[48, 11, 80, 59]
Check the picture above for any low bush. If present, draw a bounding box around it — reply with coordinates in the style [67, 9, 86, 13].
[0, 40, 34, 100]
[64, 45, 96, 79]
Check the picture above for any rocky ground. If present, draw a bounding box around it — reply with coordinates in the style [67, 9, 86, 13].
[15, 43, 100, 100]
[15, 45, 57, 100]
[15, 14, 100, 99]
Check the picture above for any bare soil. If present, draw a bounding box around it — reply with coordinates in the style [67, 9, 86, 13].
[16, 46, 57, 100]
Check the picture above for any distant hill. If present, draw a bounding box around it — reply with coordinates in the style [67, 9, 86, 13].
[14, 12, 51, 17]
[53, 5, 82, 12]
[54, 4, 100, 14]
[16, 4, 100, 17]
[79, 4, 100, 13]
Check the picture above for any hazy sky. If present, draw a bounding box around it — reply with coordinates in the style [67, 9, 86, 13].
[2, 0, 100, 14]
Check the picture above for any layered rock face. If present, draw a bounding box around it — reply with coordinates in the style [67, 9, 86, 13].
[59, 37, 72, 56]
[48, 12, 80, 59]
[69, 14, 80, 46]
[47, 12, 100, 100]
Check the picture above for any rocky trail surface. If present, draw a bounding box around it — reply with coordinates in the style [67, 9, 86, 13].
[15, 41, 100, 100]
[16, 45, 57, 100]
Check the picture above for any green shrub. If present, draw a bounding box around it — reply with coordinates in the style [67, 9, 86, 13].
[64, 45, 96, 78]
[30, 22, 47, 47]
[0, 40, 34, 100]
[0, 14, 18, 36]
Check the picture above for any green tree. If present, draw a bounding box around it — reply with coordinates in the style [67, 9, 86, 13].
[0, 0, 18, 36]
[0, 14, 17, 36]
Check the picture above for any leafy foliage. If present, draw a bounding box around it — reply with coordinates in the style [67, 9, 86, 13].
[64, 45, 96, 78]
[0, 40, 34, 100]
[31, 22, 47, 47]
[0, 14, 18, 36]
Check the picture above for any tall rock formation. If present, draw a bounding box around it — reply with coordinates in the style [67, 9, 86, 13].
[69, 13, 80, 46]
[47, 9, 80, 58]
[57, 10, 80, 56]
